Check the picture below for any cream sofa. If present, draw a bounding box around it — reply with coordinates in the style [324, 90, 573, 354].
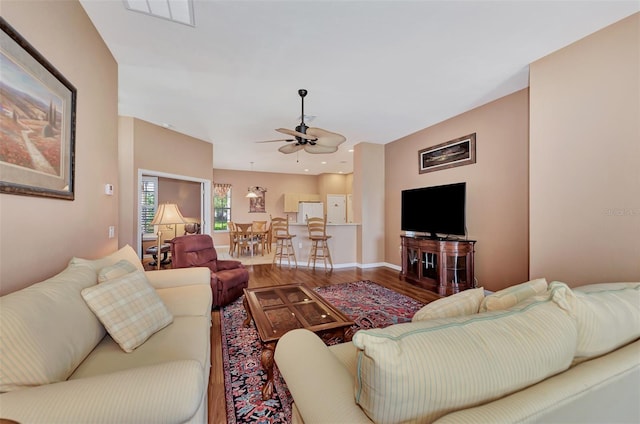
[275, 280, 640, 423]
[0, 245, 212, 424]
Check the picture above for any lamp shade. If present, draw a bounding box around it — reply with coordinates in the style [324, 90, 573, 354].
[151, 203, 186, 225]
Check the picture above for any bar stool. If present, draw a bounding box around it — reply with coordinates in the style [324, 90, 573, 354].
[306, 214, 333, 270]
[270, 215, 297, 268]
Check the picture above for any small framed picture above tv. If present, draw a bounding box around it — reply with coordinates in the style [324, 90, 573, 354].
[418, 133, 476, 174]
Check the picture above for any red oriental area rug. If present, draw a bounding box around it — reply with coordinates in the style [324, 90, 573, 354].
[221, 280, 425, 424]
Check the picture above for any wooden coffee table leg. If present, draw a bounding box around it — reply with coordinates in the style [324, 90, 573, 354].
[261, 342, 276, 400]
[343, 326, 354, 342]
[242, 295, 253, 327]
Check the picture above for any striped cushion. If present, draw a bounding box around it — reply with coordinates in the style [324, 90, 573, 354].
[412, 287, 484, 322]
[0, 264, 105, 392]
[81, 270, 173, 353]
[98, 259, 138, 283]
[479, 278, 548, 312]
[352, 295, 577, 423]
[571, 282, 640, 362]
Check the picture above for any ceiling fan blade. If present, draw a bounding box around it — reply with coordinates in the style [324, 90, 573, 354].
[278, 144, 305, 154]
[304, 144, 338, 154]
[255, 138, 295, 143]
[276, 127, 318, 141]
[306, 127, 346, 147]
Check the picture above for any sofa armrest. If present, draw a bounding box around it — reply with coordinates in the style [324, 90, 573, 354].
[0, 360, 204, 424]
[275, 329, 372, 424]
[145, 267, 210, 289]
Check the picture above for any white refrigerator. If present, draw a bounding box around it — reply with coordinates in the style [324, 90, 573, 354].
[297, 202, 324, 223]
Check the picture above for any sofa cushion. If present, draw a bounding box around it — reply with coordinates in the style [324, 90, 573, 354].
[98, 259, 138, 283]
[71, 245, 144, 273]
[69, 315, 211, 380]
[0, 264, 105, 392]
[479, 277, 548, 312]
[352, 294, 577, 423]
[81, 270, 173, 353]
[570, 282, 640, 362]
[412, 287, 484, 322]
[156, 284, 213, 317]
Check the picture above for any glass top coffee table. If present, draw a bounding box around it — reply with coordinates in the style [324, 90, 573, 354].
[242, 283, 355, 400]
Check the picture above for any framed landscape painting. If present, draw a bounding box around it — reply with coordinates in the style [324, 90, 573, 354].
[0, 18, 76, 200]
[419, 133, 476, 174]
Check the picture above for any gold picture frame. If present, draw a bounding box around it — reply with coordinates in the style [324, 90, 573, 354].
[419, 133, 476, 174]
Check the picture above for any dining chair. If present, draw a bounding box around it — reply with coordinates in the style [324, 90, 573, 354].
[270, 215, 296, 268]
[235, 223, 260, 257]
[306, 214, 333, 270]
[228, 221, 237, 255]
[252, 220, 269, 254]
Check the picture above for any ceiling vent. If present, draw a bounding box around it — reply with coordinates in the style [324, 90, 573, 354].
[123, 0, 195, 27]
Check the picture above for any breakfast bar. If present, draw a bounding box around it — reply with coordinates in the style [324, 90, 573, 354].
[287, 222, 359, 268]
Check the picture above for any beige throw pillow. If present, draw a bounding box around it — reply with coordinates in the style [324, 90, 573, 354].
[353, 296, 577, 423]
[81, 270, 173, 353]
[571, 282, 640, 362]
[479, 278, 548, 312]
[412, 287, 485, 322]
[71, 245, 144, 273]
[0, 264, 105, 392]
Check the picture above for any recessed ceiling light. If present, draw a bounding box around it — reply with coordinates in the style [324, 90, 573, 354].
[123, 0, 195, 27]
[321, 161, 327, 165]
[348, 149, 354, 153]
[304, 169, 309, 172]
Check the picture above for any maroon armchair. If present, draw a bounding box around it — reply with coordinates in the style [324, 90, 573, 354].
[170, 234, 249, 308]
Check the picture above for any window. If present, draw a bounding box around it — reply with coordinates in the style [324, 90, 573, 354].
[213, 183, 232, 231]
[140, 176, 158, 236]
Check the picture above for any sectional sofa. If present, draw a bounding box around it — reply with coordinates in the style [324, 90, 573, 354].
[276, 280, 640, 423]
[0, 245, 212, 423]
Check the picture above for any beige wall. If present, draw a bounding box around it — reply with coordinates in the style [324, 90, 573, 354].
[159, 177, 201, 218]
[529, 13, 640, 285]
[118, 117, 213, 251]
[0, 1, 118, 295]
[385, 90, 530, 292]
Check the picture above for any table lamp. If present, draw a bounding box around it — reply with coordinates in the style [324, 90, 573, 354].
[150, 203, 186, 270]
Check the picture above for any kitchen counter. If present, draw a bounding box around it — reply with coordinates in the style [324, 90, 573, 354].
[284, 222, 360, 268]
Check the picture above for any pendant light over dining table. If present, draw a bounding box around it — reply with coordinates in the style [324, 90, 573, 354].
[246, 162, 265, 198]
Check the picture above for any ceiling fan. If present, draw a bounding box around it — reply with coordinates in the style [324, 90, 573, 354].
[257, 89, 346, 154]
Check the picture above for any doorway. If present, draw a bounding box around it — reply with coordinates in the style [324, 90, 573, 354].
[137, 168, 212, 258]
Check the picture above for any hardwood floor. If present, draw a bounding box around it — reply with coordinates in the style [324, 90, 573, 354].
[207, 263, 440, 424]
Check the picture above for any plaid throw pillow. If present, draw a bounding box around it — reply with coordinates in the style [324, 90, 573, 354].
[82, 270, 173, 353]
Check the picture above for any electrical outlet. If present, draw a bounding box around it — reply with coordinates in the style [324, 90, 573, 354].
[108, 226, 115, 239]
[298, 242, 302, 249]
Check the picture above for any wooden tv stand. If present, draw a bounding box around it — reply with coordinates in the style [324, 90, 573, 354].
[400, 235, 476, 296]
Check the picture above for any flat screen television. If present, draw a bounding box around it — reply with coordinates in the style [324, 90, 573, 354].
[401, 182, 466, 238]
